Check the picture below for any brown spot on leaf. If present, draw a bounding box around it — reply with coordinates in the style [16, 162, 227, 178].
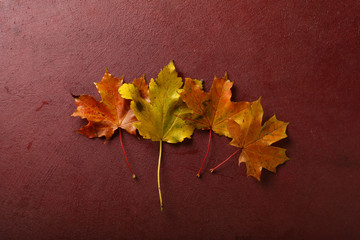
[136, 101, 143, 112]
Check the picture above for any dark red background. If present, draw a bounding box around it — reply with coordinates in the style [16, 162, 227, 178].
[1, 1, 359, 239]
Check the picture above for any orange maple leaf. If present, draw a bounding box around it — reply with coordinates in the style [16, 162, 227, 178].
[211, 98, 289, 181]
[179, 74, 250, 177]
[72, 70, 148, 178]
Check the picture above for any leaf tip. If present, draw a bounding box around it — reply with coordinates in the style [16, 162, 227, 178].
[168, 60, 176, 71]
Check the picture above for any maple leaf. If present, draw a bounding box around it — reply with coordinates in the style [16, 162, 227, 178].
[119, 61, 195, 212]
[72, 70, 148, 179]
[210, 99, 289, 181]
[178, 75, 250, 177]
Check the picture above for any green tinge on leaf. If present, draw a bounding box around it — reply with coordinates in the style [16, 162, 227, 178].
[118, 61, 195, 144]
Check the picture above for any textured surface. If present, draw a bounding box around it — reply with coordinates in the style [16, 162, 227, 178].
[1, 1, 359, 239]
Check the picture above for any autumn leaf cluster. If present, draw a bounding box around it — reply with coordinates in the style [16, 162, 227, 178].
[72, 61, 289, 211]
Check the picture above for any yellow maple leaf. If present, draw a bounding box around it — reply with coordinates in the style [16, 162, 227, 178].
[119, 61, 195, 211]
[211, 99, 289, 181]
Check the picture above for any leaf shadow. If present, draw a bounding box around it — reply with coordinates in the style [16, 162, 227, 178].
[274, 136, 292, 150]
[260, 162, 289, 185]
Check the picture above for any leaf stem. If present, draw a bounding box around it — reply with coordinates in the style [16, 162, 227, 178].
[197, 129, 212, 178]
[158, 140, 164, 212]
[210, 148, 241, 173]
[119, 129, 136, 179]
